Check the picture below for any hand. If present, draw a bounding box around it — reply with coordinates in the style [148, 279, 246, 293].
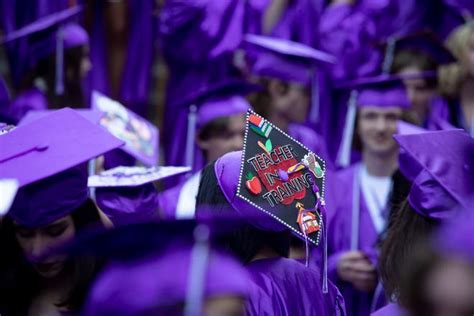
[337, 251, 377, 292]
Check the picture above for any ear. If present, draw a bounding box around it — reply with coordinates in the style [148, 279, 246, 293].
[267, 79, 286, 98]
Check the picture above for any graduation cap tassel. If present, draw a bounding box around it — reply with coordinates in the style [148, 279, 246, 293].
[184, 224, 211, 316]
[336, 90, 358, 168]
[309, 68, 319, 125]
[320, 200, 328, 294]
[185, 105, 198, 170]
[55, 25, 65, 96]
[382, 37, 396, 75]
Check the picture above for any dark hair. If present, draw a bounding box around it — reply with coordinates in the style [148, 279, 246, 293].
[198, 116, 232, 141]
[20, 46, 87, 109]
[0, 198, 104, 316]
[195, 161, 290, 264]
[378, 199, 438, 300]
[247, 78, 289, 118]
[391, 49, 438, 88]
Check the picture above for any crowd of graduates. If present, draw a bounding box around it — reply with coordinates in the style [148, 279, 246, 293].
[1, 1, 474, 316]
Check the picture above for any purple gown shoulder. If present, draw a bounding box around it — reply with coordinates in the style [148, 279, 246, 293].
[246, 257, 346, 316]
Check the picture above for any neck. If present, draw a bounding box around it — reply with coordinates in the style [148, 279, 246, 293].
[267, 112, 289, 132]
[362, 149, 398, 177]
[250, 245, 281, 262]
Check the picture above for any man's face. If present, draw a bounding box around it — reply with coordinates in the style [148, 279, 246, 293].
[198, 113, 246, 162]
[357, 106, 402, 156]
[271, 81, 310, 123]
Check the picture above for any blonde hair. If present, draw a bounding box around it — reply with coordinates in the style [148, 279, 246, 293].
[438, 23, 474, 97]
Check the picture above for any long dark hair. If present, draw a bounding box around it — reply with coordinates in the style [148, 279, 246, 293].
[378, 199, 438, 301]
[195, 161, 290, 264]
[0, 198, 104, 316]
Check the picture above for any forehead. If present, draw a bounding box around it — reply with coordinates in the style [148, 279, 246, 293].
[358, 106, 403, 115]
[14, 214, 73, 229]
[227, 113, 246, 127]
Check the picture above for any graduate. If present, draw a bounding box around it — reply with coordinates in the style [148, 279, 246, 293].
[0, 108, 123, 316]
[438, 21, 474, 136]
[243, 34, 335, 166]
[374, 129, 474, 316]
[0, 6, 90, 124]
[62, 220, 252, 316]
[380, 31, 455, 129]
[195, 110, 346, 315]
[400, 211, 474, 316]
[328, 75, 412, 315]
[158, 87, 252, 219]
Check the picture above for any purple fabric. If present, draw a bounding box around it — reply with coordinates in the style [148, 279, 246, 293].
[159, 0, 249, 170]
[215, 151, 285, 232]
[84, 242, 250, 316]
[246, 257, 346, 316]
[9, 165, 88, 228]
[244, 34, 336, 85]
[197, 95, 251, 128]
[327, 164, 380, 316]
[95, 183, 159, 226]
[157, 180, 185, 220]
[357, 87, 410, 108]
[395, 130, 474, 219]
[0, 88, 48, 124]
[118, 0, 155, 117]
[288, 123, 333, 170]
[434, 211, 474, 262]
[371, 303, 406, 316]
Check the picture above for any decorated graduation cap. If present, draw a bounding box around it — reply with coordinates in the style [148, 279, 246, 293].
[215, 110, 329, 291]
[92, 91, 159, 166]
[243, 34, 336, 123]
[62, 220, 250, 316]
[335, 74, 411, 167]
[380, 30, 455, 73]
[394, 129, 474, 220]
[89, 166, 190, 226]
[0, 6, 89, 94]
[0, 108, 124, 227]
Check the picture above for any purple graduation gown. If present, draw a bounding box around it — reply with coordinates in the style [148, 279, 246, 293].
[1, 88, 47, 124]
[246, 257, 346, 316]
[288, 123, 333, 170]
[371, 303, 405, 316]
[327, 163, 383, 316]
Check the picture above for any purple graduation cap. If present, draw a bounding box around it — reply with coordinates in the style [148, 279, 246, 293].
[90, 166, 191, 226]
[379, 30, 456, 73]
[63, 220, 250, 316]
[243, 34, 336, 124]
[394, 129, 474, 219]
[335, 74, 411, 167]
[0, 108, 124, 227]
[0, 6, 89, 95]
[215, 110, 330, 292]
[91, 91, 159, 167]
[18, 108, 104, 126]
[179, 80, 258, 170]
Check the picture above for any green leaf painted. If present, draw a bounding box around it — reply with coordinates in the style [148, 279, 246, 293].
[265, 139, 272, 152]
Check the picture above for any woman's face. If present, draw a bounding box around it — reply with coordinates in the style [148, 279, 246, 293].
[271, 81, 310, 123]
[14, 215, 76, 279]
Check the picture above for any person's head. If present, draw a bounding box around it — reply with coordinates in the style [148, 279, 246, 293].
[400, 211, 474, 316]
[439, 23, 474, 96]
[379, 200, 439, 301]
[196, 159, 290, 264]
[197, 112, 246, 162]
[251, 78, 310, 124]
[391, 50, 438, 119]
[356, 106, 403, 157]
